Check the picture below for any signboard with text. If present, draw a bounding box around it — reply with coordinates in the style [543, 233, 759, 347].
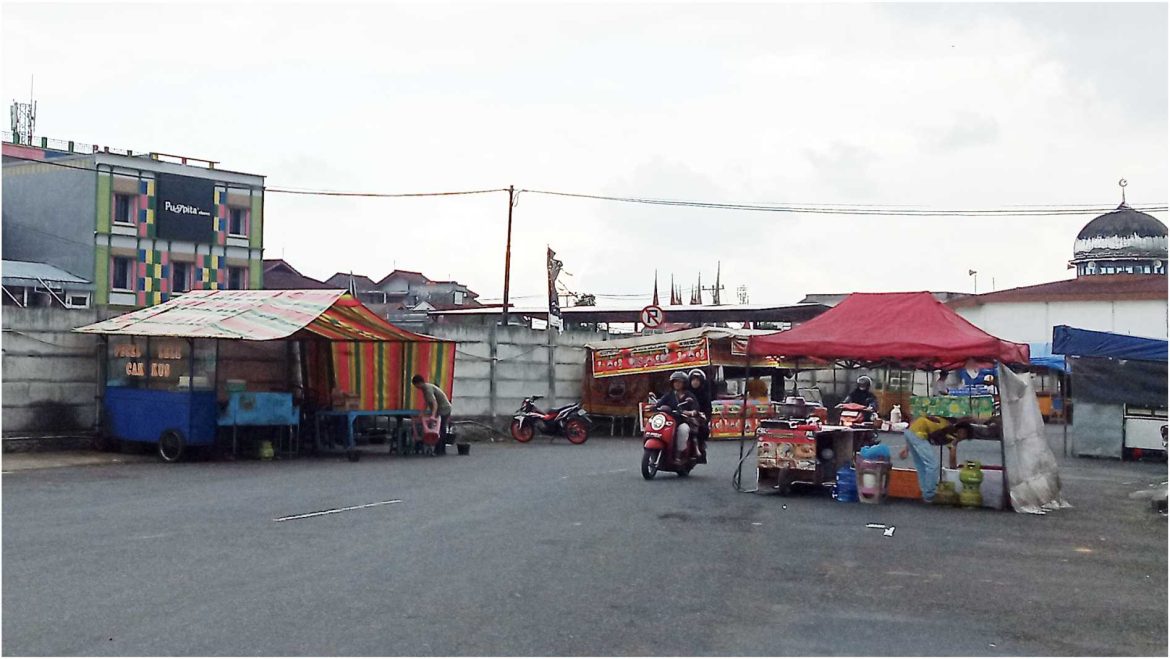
[155, 173, 215, 243]
[592, 336, 710, 378]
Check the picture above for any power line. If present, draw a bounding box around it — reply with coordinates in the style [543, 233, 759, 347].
[3, 155, 505, 199]
[518, 188, 1169, 217]
[8, 153, 1168, 216]
[266, 186, 506, 198]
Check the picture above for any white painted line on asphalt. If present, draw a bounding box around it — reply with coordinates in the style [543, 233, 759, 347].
[273, 499, 403, 522]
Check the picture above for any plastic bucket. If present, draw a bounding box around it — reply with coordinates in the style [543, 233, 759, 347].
[456, 443, 471, 456]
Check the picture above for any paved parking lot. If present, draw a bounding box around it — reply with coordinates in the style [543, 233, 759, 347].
[2, 430, 1166, 656]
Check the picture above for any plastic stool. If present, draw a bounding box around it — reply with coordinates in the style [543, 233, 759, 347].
[856, 457, 891, 504]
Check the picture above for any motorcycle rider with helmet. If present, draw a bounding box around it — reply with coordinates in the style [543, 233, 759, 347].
[656, 371, 699, 460]
[844, 375, 879, 411]
[688, 368, 712, 459]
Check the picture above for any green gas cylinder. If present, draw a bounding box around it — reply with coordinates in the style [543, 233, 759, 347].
[959, 460, 983, 508]
[933, 481, 960, 506]
[259, 440, 275, 461]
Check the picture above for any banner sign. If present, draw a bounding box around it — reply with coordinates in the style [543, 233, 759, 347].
[547, 247, 563, 332]
[593, 336, 710, 378]
[156, 173, 215, 243]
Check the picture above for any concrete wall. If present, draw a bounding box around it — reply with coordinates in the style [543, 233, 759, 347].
[427, 325, 603, 419]
[2, 158, 97, 281]
[2, 307, 101, 434]
[957, 299, 1168, 343]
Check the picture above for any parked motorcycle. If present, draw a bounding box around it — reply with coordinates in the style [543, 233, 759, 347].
[510, 395, 591, 444]
[641, 400, 703, 479]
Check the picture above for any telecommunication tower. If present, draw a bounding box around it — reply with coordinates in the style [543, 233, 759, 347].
[10, 78, 36, 145]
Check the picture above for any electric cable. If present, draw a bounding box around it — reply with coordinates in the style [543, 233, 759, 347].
[519, 188, 1169, 217]
[7, 155, 1167, 215]
[3, 155, 505, 199]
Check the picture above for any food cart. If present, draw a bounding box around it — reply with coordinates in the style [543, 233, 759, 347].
[76, 289, 455, 463]
[739, 292, 1066, 513]
[583, 327, 797, 434]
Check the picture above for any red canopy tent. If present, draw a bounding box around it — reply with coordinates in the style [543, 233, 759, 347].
[746, 292, 1029, 368]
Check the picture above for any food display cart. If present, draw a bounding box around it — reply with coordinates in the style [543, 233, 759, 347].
[76, 289, 455, 463]
[738, 292, 1066, 513]
[756, 418, 877, 494]
[583, 327, 796, 434]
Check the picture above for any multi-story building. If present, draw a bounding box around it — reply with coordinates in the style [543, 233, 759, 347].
[2, 135, 264, 308]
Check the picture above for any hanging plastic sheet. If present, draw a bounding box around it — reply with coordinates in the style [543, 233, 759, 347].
[998, 364, 1071, 514]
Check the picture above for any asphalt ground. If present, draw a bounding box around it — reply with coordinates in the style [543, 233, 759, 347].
[2, 430, 1166, 656]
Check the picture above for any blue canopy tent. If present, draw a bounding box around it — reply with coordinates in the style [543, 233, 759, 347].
[1052, 325, 1168, 459]
[1027, 342, 1066, 372]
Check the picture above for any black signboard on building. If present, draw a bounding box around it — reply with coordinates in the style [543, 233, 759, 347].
[155, 173, 215, 243]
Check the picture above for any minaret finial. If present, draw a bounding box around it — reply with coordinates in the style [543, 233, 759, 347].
[1119, 178, 1128, 206]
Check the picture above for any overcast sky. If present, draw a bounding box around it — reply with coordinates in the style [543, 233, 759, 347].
[4, 2, 1166, 306]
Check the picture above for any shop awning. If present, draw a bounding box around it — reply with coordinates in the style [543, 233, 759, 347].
[746, 292, 1030, 367]
[74, 289, 443, 342]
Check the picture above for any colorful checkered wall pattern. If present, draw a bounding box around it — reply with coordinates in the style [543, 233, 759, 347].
[136, 178, 156, 238]
[136, 249, 169, 306]
[102, 171, 260, 307]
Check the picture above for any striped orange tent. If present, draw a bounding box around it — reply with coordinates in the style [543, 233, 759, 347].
[76, 289, 455, 410]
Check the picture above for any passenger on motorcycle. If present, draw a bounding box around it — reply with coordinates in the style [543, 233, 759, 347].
[656, 371, 699, 459]
[688, 369, 712, 458]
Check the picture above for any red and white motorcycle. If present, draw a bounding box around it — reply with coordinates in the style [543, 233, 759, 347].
[510, 395, 591, 445]
[641, 400, 703, 479]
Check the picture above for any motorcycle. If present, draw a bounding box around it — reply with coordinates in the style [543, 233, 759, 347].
[836, 402, 878, 428]
[641, 400, 703, 479]
[510, 395, 592, 444]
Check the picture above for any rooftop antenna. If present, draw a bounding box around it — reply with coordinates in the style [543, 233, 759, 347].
[10, 76, 36, 145]
[1119, 178, 1128, 206]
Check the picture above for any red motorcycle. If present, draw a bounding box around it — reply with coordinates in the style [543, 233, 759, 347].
[641, 401, 703, 479]
[510, 395, 591, 444]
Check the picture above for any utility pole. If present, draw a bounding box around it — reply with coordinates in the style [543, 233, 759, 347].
[501, 185, 515, 326]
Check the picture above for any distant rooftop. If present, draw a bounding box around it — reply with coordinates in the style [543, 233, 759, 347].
[2, 259, 92, 290]
[4, 130, 226, 171]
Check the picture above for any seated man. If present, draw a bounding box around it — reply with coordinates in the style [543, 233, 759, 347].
[899, 415, 973, 502]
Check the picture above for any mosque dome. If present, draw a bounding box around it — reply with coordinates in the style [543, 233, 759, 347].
[1071, 203, 1167, 276]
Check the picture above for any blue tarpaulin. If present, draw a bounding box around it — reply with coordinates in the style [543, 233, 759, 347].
[1052, 325, 1168, 362]
[1028, 342, 1067, 372]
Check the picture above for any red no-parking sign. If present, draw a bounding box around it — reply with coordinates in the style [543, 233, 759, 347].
[639, 305, 665, 329]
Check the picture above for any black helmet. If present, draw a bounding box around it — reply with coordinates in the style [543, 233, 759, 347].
[688, 369, 706, 381]
[669, 371, 688, 383]
[857, 375, 872, 388]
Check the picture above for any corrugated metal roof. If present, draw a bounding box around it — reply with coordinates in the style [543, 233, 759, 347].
[2, 260, 92, 289]
[74, 289, 446, 342]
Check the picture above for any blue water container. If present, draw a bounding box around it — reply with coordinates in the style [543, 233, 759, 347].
[832, 464, 859, 502]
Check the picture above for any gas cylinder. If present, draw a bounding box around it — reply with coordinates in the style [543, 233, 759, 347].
[959, 460, 983, 508]
[259, 440, 275, 461]
[934, 480, 960, 506]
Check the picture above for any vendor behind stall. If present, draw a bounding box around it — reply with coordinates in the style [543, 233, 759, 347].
[844, 375, 878, 410]
[899, 416, 974, 502]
